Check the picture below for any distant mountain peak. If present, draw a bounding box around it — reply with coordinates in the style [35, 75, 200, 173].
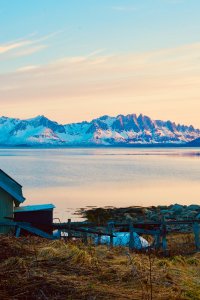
[0, 113, 199, 146]
[26, 115, 51, 122]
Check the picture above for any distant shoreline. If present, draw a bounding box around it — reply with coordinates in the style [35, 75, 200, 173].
[0, 144, 200, 149]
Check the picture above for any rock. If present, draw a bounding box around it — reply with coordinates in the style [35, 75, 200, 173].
[186, 205, 200, 211]
[171, 204, 184, 213]
[160, 209, 173, 215]
[196, 213, 200, 219]
[124, 214, 134, 222]
[149, 213, 159, 221]
[181, 211, 197, 219]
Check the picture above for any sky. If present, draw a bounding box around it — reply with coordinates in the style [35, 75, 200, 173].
[0, 0, 200, 127]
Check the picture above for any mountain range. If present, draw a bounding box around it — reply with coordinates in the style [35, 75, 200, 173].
[0, 114, 200, 146]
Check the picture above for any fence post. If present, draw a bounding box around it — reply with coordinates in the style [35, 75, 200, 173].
[193, 222, 200, 251]
[57, 229, 61, 239]
[107, 221, 114, 247]
[83, 232, 88, 245]
[129, 222, 134, 251]
[67, 219, 72, 240]
[154, 232, 161, 250]
[97, 233, 101, 245]
[161, 218, 167, 254]
[15, 226, 21, 238]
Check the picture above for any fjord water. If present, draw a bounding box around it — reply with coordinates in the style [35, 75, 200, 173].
[0, 148, 200, 221]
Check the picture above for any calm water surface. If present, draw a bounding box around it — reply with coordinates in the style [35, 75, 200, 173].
[0, 148, 200, 220]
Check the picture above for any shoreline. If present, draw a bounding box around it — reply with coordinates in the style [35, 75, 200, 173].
[77, 204, 200, 228]
[0, 144, 200, 149]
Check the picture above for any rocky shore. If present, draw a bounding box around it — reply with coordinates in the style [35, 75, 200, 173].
[78, 204, 200, 232]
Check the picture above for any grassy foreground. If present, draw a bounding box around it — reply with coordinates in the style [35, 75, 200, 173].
[0, 236, 200, 300]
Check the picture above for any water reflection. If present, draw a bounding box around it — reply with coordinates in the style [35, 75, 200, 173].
[0, 148, 199, 221]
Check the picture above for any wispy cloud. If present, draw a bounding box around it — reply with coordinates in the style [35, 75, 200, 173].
[1, 42, 200, 126]
[0, 32, 60, 59]
[56, 48, 107, 64]
[17, 65, 40, 72]
[0, 40, 32, 54]
[87, 48, 106, 57]
[13, 45, 47, 58]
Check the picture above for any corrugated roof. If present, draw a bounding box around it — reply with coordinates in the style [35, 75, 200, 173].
[14, 204, 55, 212]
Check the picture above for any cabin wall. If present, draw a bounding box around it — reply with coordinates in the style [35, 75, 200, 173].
[0, 188, 14, 234]
[14, 209, 53, 234]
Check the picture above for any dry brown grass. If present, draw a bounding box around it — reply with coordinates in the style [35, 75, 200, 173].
[0, 235, 199, 300]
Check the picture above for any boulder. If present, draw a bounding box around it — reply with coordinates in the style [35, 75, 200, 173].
[186, 205, 200, 211]
[195, 213, 200, 220]
[171, 204, 184, 213]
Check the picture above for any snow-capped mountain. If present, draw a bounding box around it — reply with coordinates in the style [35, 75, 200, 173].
[0, 114, 199, 146]
[187, 137, 200, 146]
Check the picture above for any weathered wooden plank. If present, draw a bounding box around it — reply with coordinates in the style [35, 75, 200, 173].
[67, 219, 72, 239]
[107, 221, 114, 247]
[82, 232, 88, 245]
[113, 220, 200, 227]
[15, 226, 21, 238]
[97, 233, 101, 245]
[193, 222, 200, 251]
[55, 225, 116, 237]
[133, 228, 161, 236]
[154, 234, 161, 249]
[129, 222, 135, 250]
[161, 219, 167, 254]
[18, 224, 55, 239]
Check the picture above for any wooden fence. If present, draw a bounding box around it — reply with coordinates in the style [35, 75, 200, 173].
[1, 218, 200, 253]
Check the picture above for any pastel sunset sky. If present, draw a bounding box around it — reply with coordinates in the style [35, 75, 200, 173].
[1, 0, 200, 126]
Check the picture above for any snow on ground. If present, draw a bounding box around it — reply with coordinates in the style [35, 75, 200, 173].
[95, 232, 149, 249]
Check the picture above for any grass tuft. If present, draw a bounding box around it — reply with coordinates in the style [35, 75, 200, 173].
[0, 235, 199, 299]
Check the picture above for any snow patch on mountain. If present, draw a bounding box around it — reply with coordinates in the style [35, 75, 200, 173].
[0, 113, 199, 146]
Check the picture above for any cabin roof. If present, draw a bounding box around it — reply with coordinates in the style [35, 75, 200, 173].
[14, 204, 55, 213]
[0, 169, 25, 203]
[0, 169, 22, 187]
